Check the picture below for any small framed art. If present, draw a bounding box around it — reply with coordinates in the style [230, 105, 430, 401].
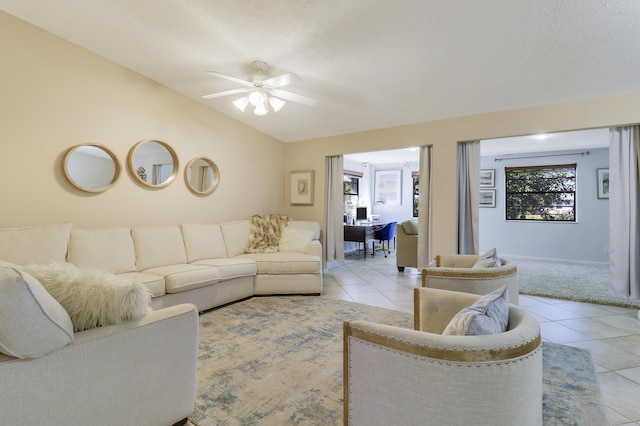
[289, 170, 314, 205]
[479, 189, 496, 208]
[597, 168, 609, 199]
[479, 169, 495, 188]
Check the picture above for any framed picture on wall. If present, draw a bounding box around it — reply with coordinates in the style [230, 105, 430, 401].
[479, 189, 496, 208]
[374, 170, 402, 205]
[479, 169, 495, 188]
[597, 168, 609, 199]
[289, 170, 314, 205]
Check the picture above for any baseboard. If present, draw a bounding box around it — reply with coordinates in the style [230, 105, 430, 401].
[505, 254, 608, 267]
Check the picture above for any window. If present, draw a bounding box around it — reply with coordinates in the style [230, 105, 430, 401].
[505, 164, 576, 221]
[412, 171, 419, 217]
[343, 170, 363, 219]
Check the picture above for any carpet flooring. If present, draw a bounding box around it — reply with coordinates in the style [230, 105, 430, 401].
[189, 296, 609, 426]
[516, 259, 640, 309]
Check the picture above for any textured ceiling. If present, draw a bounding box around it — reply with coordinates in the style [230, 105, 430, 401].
[1, 1, 640, 143]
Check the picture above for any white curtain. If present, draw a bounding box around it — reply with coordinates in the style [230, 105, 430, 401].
[417, 146, 432, 269]
[457, 141, 480, 254]
[608, 126, 640, 300]
[325, 155, 345, 266]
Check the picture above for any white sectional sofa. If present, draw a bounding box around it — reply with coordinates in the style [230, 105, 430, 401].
[0, 218, 323, 425]
[42, 219, 323, 312]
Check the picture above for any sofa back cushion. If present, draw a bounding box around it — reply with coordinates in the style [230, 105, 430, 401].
[69, 228, 137, 274]
[0, 267, 74, 358]
[287, 220, 321, 240]
[181, 224, 228, 262]
[132, 226, 188, 271]
[0, 223, 72, 265]
[220, 220, 250, 257]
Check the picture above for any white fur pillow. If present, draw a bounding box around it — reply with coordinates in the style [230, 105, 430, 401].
[17, 263, 151, 332]
[279, 227, 314, 253]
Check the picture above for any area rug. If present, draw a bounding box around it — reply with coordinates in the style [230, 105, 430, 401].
[517, 259, 640, 309]
[189, 296, 609, 426]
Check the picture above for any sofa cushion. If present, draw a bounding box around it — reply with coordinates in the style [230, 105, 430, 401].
[287, 220, 321, 240]
[0, 267, 74, 358]
[143, 264, 220, 294]
[472, 247, 503, 268]
[0, 223, 72, 265]
[279, 227, 315, 253]
[119, 271, 166, 297]
[244, 215, 289, 254]
[132, 226, 188, 271]
[220, 220, 250, 257]
[69, 227, 137, 274]
[237, 253, 321, 274]
[401, 219, 419, 235]
[181, 224, 228, 262]
[18, 263, 151, 332]
[192, 258, 257, 280]
[443, 286, 509, 336]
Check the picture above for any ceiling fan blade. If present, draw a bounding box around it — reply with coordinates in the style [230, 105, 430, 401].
[263, 72, 301, 88]
[201, 88, 249, 99]
[205, 71, 254, 87]
[270, 89, 317, 107]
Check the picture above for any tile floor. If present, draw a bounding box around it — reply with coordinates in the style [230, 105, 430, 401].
[323, 253, 640, 425]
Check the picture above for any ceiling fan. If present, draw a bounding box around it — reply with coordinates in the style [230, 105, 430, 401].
[202, 61, 317, 116]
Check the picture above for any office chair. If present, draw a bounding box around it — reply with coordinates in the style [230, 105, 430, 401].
[372, 222, 397, 257]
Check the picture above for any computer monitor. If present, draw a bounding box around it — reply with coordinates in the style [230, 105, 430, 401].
[356, 207, 368, 221]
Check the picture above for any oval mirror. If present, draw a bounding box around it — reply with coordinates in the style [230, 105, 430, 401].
[184, 157, 220, 195]
[128, 139, 178, 188]
[63, 144, 121, 193]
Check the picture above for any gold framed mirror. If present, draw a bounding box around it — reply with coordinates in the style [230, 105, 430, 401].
[184, 157, 220, 195]
[63, 144, 121, 193]
[128, 139, 179, 188]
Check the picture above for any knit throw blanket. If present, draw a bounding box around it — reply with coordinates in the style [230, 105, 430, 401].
[244, 214, 289, 253]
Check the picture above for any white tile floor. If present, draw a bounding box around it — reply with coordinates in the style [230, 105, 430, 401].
[323, 253, 640, 425]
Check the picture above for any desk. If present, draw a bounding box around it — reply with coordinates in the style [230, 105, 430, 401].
[344, 222, 387, 259]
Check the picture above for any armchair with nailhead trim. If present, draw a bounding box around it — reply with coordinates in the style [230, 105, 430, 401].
[343, 287, 542, 426]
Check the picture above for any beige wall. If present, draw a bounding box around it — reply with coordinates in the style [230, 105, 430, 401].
[0, 11, 285, 229]
[284, 94, 640, 257]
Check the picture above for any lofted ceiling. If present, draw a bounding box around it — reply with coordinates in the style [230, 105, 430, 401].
[1, 1, 640, 143]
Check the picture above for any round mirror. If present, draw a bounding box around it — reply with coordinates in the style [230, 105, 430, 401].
[63, 144, 121, 193]
[184, 157, 220, 195]
[128, 139, 178, 188]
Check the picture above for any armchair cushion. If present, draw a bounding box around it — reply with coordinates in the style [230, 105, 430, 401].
[473, 247, 502, 268]
[443, 286, 509, 335]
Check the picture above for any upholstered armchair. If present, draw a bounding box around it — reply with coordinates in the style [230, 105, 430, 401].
[396, 219, 418, 271]
[343, 287, 542, 426]
[422, 253, 519, 305]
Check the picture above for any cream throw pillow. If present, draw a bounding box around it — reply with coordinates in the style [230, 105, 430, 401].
[473, 247, 503, 268]
[15, 263, 151, 332]
[0, 267, 74, 358]
[443, 286, 509, 336]
[279, 227, 314, 252]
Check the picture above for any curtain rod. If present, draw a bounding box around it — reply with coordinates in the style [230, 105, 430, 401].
[494, 150, 590, 162]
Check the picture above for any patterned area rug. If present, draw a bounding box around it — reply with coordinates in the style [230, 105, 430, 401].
[189, 296, 609, 426]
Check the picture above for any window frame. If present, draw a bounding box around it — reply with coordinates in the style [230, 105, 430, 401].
[504, 163, 577, 222]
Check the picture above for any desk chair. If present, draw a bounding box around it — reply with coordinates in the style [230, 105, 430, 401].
[372, 222, 396, 257]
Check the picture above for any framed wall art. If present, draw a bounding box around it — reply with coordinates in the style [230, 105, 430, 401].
[479, 189, 496, 208]
[374, 169, 402, 205]
[289, 170, 314, 205]
[479, 169, 495, 188]
[597, 168, 609, 199]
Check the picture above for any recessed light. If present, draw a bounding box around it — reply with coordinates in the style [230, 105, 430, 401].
[534, 134, 550, 140]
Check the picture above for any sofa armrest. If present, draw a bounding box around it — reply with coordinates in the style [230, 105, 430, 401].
[0, 304, 199, 426]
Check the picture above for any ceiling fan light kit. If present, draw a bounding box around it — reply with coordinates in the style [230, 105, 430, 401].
[202, 61, 317, 116]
